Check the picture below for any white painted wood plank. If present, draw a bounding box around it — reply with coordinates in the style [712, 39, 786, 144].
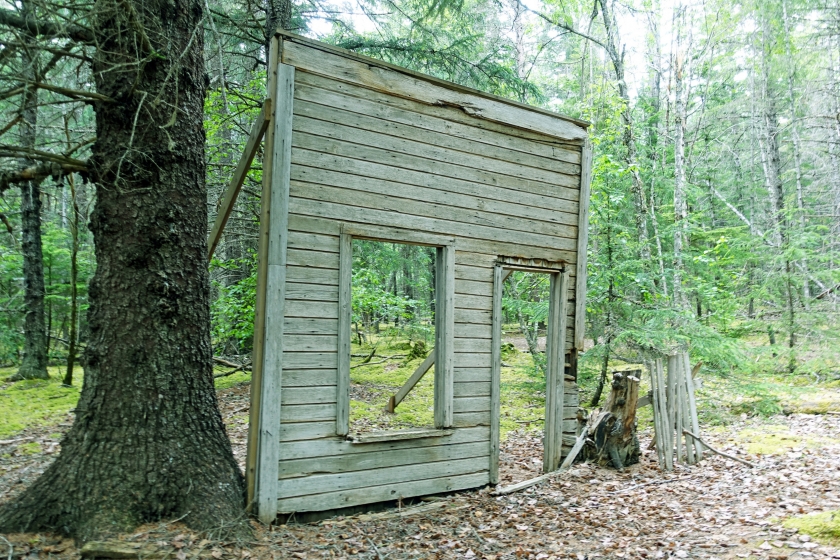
[289, 197, 578, 262]
[283, 317, 338, 335]
[455, 323, 493, 339]
[282, 386, 336, 405]
[454, 368, 491, 383]
[287, 247, 339, 269]
[455, 279, 493, 297]
[435, 245, 455, 428]
[289, 176, 579, 245]
[455, 381, 490, 397]
[277, 456, 487, 499]
[283, 369, 337, 387]
[283, 334, 337, 352]
[279, 421, 340, 442]
[455, 265, 493, 282]
[336, 231, 352, 436]
[256, 62, 295, 524]
[285, 300, 337, 318]
[287, 230, 339, 253]
[282, 352, 338, 369]
[294, 70, 583, 160]
[280, 36, 587, 141]
[292, 131, 579, 201]
[575, 138, 592, 351]
[285, 284, 338, 302]
[282, 403, 335, 423]
[276, 472, 489, 513]
[292, 76, 582, 165]
[342, 223, 456, 247]
[490, 265, 503, 484]
[279, 441, 488, 478]
[278, 426, 489, 461]
[286, 265, 339, 286]
[455, 338, 492, 353]
[292, 106, 581, 187]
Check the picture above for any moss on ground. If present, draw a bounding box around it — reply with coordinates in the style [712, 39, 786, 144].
[0, 366, 83, 438]
[783, 510, 840, 545]
[349, 335, 436, 432]
[0, 364, 252, 439]
[730, 425, 832, 455]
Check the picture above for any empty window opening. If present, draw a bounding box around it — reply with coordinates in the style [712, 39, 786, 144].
[498, 270, 551, 486]
[348, 239, 438, 434]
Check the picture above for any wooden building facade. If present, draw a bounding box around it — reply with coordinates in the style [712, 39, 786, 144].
[208, 31, 593, 523]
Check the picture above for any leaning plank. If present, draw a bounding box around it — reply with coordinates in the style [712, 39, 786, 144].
[494, 430, 586, 496]
[208, 101, 270, 261]
[489, 265, 504, 484]
[387, 349, 437, 412]
[279, 33, 588, 142]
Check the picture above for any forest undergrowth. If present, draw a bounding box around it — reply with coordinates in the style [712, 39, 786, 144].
[2, 339, 840, 559]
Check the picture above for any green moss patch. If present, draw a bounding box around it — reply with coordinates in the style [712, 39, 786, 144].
[783, 510, 840, 545]
[734, 425, 831, 455]
[0, 366, 83, 438]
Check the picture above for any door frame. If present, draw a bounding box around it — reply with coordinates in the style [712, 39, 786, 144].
[490, 261, 570, 484]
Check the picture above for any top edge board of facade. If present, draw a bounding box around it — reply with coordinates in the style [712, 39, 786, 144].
[275, 30, 590, 144]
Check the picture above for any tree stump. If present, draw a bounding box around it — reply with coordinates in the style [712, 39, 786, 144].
[583, 370, 641, 469]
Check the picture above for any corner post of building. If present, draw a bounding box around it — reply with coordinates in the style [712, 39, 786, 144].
[246, 33, 296, 523]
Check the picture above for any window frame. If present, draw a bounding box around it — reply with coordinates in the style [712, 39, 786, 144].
[336, 223, 455, 438]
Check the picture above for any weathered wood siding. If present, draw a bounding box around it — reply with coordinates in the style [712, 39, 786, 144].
[270, 34, 587, 514]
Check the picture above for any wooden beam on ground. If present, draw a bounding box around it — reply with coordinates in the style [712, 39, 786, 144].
[494, 430, 586, 496]
[207, 100, 271, 261]
[387, 349, 436, 413]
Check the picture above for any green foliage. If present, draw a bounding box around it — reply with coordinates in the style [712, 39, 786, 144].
[210, 254, 257, 355]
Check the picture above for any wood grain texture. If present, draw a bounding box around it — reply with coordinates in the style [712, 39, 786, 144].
[279, 34, 587, 142]
[575, 138, 593, 351]
[256, 62, 294, 524]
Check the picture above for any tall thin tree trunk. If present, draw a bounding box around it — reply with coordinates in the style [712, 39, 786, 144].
[672, 5, 689, 309]
[63, 174, 80, 386]
[597, 0, 653, 266]
[13, 0, 49, 381]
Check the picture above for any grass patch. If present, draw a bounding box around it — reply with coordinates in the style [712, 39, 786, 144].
[0, 366, 83, 438]
[213, 369, 251, 391]
[0, 365, 251, 439]
[783, 510, 840, 545]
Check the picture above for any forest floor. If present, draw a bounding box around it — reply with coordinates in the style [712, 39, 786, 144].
[2, 365, 840, 559]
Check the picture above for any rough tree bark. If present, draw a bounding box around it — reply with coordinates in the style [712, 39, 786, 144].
[0, 0, 246, 541]
[12, 0, 49, 382]
[583, 370, 641, 469]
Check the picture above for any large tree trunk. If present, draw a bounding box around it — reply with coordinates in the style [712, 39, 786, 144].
[12, 0, 49, 382]
[0, 0, 245, 541]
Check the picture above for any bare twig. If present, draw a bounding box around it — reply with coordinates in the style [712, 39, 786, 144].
[0, 7, 95, 42]
[682, 430, 754, 468]
[0, 534, 12, 560]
